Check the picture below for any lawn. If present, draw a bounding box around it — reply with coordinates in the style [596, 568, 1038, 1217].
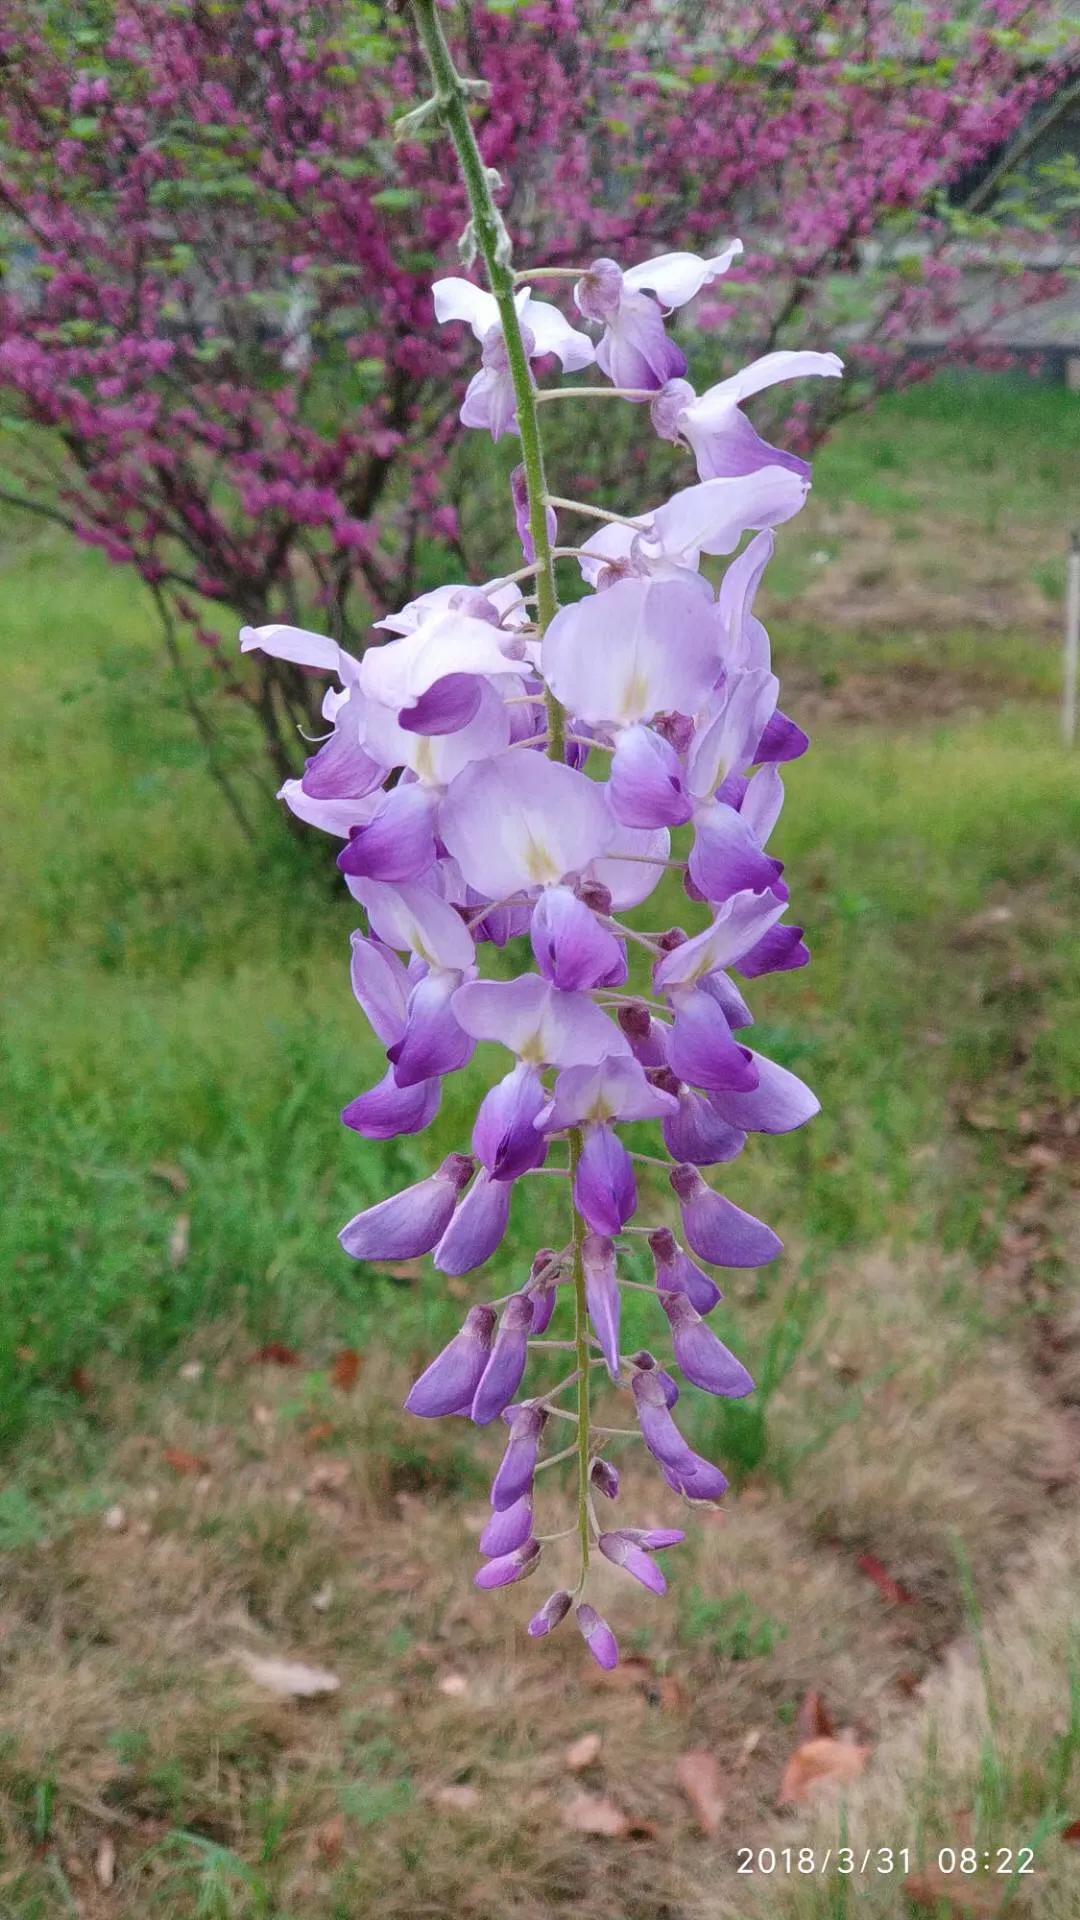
[2, 373, 1080, 1917]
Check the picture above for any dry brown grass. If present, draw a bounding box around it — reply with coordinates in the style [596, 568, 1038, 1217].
[0, 1245, 1074, 1918]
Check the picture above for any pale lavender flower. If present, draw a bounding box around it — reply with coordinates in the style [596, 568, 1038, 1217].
[651, 349, 843, 479]
[669, 1164, 783, 1269]
[471, 1294, 534, 1425]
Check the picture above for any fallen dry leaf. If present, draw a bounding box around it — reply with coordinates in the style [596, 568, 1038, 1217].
[249, 1341, 302, 1367]
[565, 1732, 602, 1771]
[238, 1652, 340, 1700]
[306, 1460, 350, 1497]
[303, 1421, 336, 1450]
[1060, 1817, 1080, 1844]
[562, 1792, 631, 1839]
[737, 1728, 762, 1768]
[675, 1750, 726, 1837]
[168, 1213, 190, 1268]
[856, 1551, 916, 1606]
[310, 1581, 334, 1614]
[795, 1689, 836, 1742]
[438, 1672, 470, 1699]
[162, 1447, 209, 1476]
[310, 1812, 345, 1863]
[150, 1160, 189, 1195]
[329, 1348, 362, 1391]
[69, 1365, 94, 1399]
[102, 1504, 127, 1533]
[777, 1736, 869, 1807]
[433, 1785, 481, 1814]
[369, 1260, 422, 1283]
[902, 1867, 1016, 1916]
[94, 1835, 116, 1889]
[177, 1359, 204, 1382]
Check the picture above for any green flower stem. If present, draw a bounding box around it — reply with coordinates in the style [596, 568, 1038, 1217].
[408, 0, 563, 759]
[409, 0, 590, 1582]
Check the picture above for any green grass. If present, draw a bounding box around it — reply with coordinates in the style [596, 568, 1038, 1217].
[3, 374, 1079, 1455]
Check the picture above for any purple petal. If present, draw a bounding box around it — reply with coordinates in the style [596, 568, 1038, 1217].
[583, 1233, 621, 1379]
[590, 1458, 620, 1500]
[301, 713, 384, 801]
[609, 724, 692, 830]
[527, 1588, 572, 1638]
[474, 1539, 541, 1589]
[339, 1153, 473, 1261]
[756, 708, 809, 764]
[404, 1304, 496, 1418]
[575, 1127, 636, 1238]
[399, 673, 483, 735]
[479, 1493, 533, 1557]
[598, 1532, 667, 1596]
[341, 1069, 441, 1141]
[471, 1294, 533, 1425]
[530, 887, 624, 992]
[669, 992, 760, 1093]
[617, 1002, 671, 1068]
[649, 1228, 723, 1315]
[630, 1347, 681, 1406]
[736, 922, 811, 979]
[576, 1603, 619, 1671]
[596, 288, 686, 391]
[662, 1084, 747, 1166]
[349, 933, 411, 1047]
[689, 804, 783, 904]
[433, 1171, 512, 1278]
[631, 1367, 692, 1468]
[662, 1291, 755, 1397]
[389, 970, 474, 1089]
[491, 1404, 546, 1510]
[619, 1527, 685, 1549]
[661, 1451, 729, 1501]
[669, 1164, 783, 1268]
[472, 1063, 549, 1179]
[336, 782, 437, 883]
[708, 1054, 819, 1134]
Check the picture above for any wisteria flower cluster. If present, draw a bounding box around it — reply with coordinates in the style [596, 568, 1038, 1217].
[243, 0, 840, 1669]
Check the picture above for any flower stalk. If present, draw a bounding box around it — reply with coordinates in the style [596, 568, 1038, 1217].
[244, 0, 836, 1668]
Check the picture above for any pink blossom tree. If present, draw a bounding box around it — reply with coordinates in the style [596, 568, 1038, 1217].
[0, 0, 1068, 829]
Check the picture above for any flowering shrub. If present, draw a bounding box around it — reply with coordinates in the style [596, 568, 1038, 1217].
[241, 0, 839, 1659]
[0, 1, 1067, 823]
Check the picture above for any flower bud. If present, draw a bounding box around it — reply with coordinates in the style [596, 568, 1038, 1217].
[474, 1539, 541, 1590]
[576, 1602, 619, 1671]
[527, 1589, 572, 1638]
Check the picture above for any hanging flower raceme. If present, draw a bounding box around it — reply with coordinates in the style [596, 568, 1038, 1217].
[242, 7, 837, 1669]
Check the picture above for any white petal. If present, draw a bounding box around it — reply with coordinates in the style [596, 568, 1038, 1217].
[655, 891, 787, 989]
[240, 622, 353, 677]
[432, 277, 500, 340]
[439, 749, 614, 897]
[351, 877, 475, 971]
[452, 976, 628, 1068]
[692, 349, 844, 415]
[688, 669, 779, 800]
[358, 611, 528, 710]
[585, 816, 671, 910]
[277, 779, 383, 840]
[622, 240, 742, 310]
[646, 468, 808, 564]
[542, 576, 719, 729]
[519, 295, 595, 370]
